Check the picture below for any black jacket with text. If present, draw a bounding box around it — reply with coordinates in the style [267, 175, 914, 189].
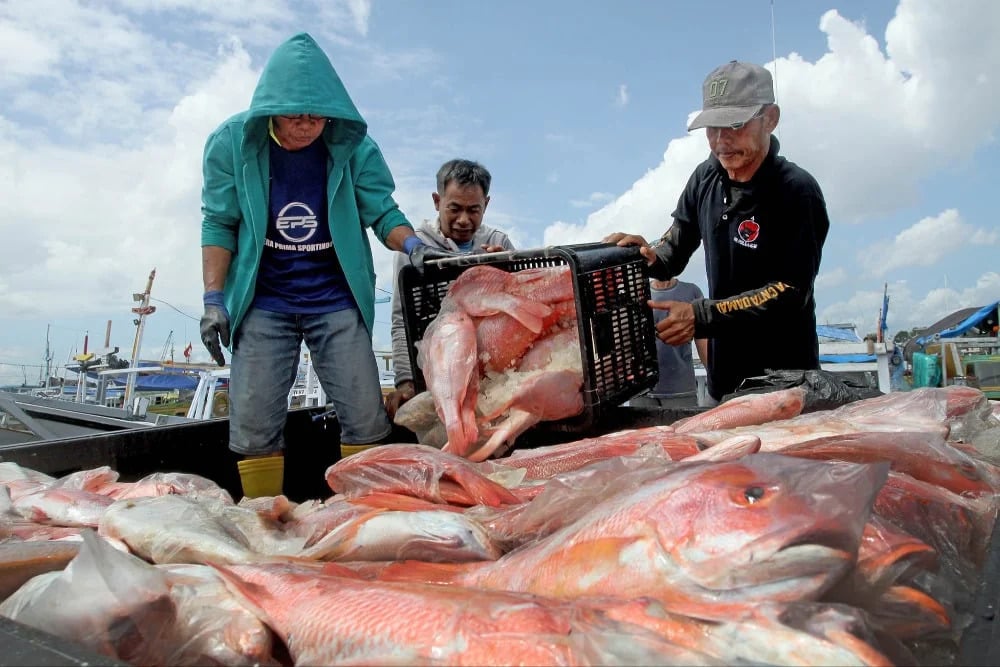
[650, 136, 830, 399]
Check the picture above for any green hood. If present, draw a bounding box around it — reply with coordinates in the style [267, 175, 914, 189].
[245, 32, 366, 160]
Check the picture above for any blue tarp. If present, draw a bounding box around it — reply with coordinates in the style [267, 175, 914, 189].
[110, 374, 201, 391]
[820, 353, 877, 363]
[915, 301, 1000, 346]
[816, 325, 863, 342]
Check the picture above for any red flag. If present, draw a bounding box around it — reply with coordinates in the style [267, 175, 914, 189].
[183, 342, 193, 360]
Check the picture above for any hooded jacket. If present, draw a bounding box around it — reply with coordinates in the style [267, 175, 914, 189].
[200, 33, 412, 338]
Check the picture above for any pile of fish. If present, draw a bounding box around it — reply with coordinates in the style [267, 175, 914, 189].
[1, 385, 999, 666]
[396, 264, 587, 461]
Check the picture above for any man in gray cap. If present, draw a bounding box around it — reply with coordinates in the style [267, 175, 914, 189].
[606, 60, 830, 403]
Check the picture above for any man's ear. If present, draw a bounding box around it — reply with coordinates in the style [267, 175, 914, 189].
[432, 192, 441, 211]
[765, 104, 781, 132]
[482, 195, 490, 211]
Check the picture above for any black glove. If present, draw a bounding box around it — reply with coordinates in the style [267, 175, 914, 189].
[200, 290, 231, 367]
[408, 242, 462, 274]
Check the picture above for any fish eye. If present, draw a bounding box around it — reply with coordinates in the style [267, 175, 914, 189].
[744, 486, 766, 503]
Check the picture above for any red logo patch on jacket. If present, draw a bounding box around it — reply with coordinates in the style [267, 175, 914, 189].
[735, 219, 760, 248]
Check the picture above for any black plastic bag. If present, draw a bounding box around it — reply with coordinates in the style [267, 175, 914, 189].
[722, 369, 883, 413]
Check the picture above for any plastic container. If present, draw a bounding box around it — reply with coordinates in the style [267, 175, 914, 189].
[912, 351, 942, 388]
[397, 243, 659, 432]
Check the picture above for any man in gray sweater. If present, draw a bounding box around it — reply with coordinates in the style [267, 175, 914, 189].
[385, 159, 515, 419]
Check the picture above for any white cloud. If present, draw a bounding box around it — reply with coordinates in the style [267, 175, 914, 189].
[858, 209, 996, 277]
[346, 0, 372, 36]
[0, 22, 59, 77]
[569, 192, 615, 209]
[542, 133, 706, 250]
[816, 267, 849, 289]
[616, 84, 629, 108]
[818, 271, 999, 337]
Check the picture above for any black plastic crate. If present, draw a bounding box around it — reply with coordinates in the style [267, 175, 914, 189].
[397, 243, 659, 432]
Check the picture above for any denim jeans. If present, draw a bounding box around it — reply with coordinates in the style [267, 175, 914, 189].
[229, 306, 391, 456]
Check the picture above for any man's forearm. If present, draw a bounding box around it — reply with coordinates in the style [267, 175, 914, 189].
[651, 220, 699, 280]
[385, 225, 417, 253]
[202, 246, 233, 292]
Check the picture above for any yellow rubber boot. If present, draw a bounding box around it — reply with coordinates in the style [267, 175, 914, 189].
[339, 443, 379, 458]
[237, 455, 284, 499]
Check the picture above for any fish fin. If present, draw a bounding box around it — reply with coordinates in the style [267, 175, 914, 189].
[861, 542, 936, 585]
[442, 471, 521, 508]
[469, 411, 540, 463]
[506, 299, 553, 334]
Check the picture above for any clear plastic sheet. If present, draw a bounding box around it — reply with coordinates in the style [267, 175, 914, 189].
[160, 563, 279, 666]
[324, 443, 521, 507]
[599, 597, 900, 666]
[773, 430, 1000, 497]
[98, 495, 307, 565]
[490, 426, 701, 480]
[213, 561, 726, 666]
[0, 530, 176, 665]
[12, 486, 115, 527]
[871, 471, 999, 643]
[416, 454, 889, 622]
[298, 498, 501, 562]
[468, 443, 675, 551]
[100, 471, 235, 504]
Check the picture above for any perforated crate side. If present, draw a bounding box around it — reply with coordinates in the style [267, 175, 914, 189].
[574, 252, 659, 420]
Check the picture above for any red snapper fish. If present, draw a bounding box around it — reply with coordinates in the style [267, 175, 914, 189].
[672, 387, 807, 433]
[382, 454, 889, 621]
[324, 444, 520, 508]
[470, 434, 760, 551]
[418, 304, 480, 456]
[771, 430, 1000, 496]
[446, 265, 552, 333]
[212, 562, 586, 666]
[472, 369, 585, 462]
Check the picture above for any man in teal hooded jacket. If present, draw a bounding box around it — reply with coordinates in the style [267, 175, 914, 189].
[199, 33, 446, 498]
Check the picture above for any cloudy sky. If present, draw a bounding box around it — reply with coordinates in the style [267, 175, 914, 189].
[1, 0, 997, 386]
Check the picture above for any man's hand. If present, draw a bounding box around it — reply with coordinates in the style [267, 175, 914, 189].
[200, 290, 231, 367]
[481, 244, 507, 253]
[385, 380, 416, 421]
[649, 299, 696, 346]
[409, 243, 461, 274]
[603, 232, 658, 266]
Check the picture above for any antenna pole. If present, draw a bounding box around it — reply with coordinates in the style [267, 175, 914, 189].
[770, 0, 779, 103]
[125, 268, 158, 407]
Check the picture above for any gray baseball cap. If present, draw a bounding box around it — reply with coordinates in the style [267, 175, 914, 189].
[687, 61, 775, 131]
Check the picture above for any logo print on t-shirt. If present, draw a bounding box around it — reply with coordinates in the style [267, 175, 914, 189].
[275, 202, 318, 243]
[734, 218, 760, 249]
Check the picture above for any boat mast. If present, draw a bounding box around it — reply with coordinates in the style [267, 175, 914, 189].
[41, 324, 53, 388]
[124, 268, 157, 407]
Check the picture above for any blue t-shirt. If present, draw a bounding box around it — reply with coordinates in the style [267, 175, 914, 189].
[650, 281, 704, 397]
[253, 139, 354, 314]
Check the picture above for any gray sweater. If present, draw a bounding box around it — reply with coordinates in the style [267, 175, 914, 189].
[390, 218, 515, 386]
